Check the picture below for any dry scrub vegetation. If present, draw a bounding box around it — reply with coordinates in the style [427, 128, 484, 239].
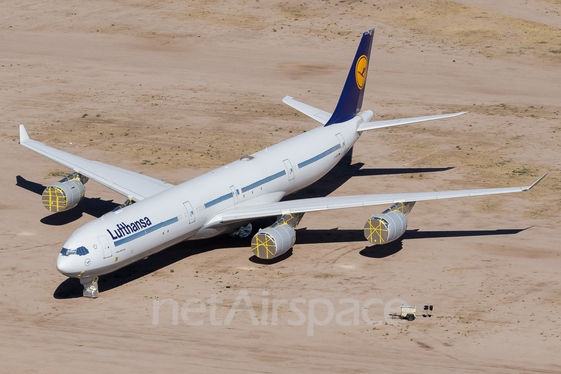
[29, 102, 306, 170]
[370, 0, 561, 59]
[4, 0, 561, 58]
[374, 115, 560, 218]
[5, 0, 559, 194]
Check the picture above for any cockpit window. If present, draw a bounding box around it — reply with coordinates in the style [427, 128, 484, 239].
[60, 246, 89, 256]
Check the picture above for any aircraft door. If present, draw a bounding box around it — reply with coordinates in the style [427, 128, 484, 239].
[230, 185, 239, 204]
[183, 201, 196, 224]
[98, 235, 112, 259]
[283, 159, 295, 181]
[336, 133, 346, 153]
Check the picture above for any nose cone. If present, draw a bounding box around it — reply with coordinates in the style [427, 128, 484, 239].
[57, 254, 72, 276]
[57, 254, 81, 277]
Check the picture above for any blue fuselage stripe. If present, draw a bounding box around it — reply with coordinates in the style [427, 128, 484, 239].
[204, 192, 234, 209]
[114, 217, 179, 247]
[298, 144, 341, 169]
[241, 170, 286, 193]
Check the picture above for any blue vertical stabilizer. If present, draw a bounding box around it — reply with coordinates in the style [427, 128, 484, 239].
[324, 29, 374, 126]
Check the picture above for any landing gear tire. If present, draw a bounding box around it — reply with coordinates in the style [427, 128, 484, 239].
[228, 223, 253, 239]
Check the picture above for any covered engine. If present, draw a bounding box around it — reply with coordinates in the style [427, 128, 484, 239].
[251, 213, 304, 259]
[364, 202, 416, 245]
[42, 172, 88, 212]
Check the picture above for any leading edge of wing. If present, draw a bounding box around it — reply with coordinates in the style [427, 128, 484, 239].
[19, 125, 174, 201]
[205, 175, 546, 227]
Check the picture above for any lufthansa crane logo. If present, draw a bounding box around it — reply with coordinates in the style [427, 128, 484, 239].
[355, 55, 368, 90]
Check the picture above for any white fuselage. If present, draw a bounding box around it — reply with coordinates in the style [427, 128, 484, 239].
[56, 111, 374, 278]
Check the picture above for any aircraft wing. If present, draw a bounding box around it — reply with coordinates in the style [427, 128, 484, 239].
[205, 174, 546, 227]
[19, 125, 174, 201]
[282, 96, 332, 125]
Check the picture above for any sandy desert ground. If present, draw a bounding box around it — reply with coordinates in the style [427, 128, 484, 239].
[1, 0, 560, 372]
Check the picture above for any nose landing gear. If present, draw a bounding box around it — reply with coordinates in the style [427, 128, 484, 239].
[79, 275, 99, 298]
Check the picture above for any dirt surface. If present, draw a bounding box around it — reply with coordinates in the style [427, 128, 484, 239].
[1, 0, 560, 373]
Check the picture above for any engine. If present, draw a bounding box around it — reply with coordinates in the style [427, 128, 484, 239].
[42, 172, 88, 212]
[251, 213, 303, 259]
[363, 202, 416, 245]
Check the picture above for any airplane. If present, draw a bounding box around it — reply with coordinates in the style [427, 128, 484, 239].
[19, 29, 546, 298]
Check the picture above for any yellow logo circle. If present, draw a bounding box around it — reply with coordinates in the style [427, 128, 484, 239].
[355, 55, 368, 89]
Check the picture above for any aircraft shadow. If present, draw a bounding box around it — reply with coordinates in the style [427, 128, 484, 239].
[16, 176, 119, 224]
[354, 167, 453, 177]
[249, 249, 293, 264]
[53, 235, 255, 299]
[295, 227, 529, 244]
[360, 240, 404, 258]
[284, 148, 453, 200]
[53, 226, 528, 298]
[53, 217, 278, 299]
[296, 227, 529, 259]
[15, 175, 46, 195]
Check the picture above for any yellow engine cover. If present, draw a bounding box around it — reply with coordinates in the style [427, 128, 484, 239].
[42, 174, 85, 212]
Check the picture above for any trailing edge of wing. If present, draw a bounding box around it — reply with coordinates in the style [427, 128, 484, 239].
[19, 125, 174, 201]
[356, 111, 468, 132]
[282, 96, 332, 125]
[205, 174, 546, 227]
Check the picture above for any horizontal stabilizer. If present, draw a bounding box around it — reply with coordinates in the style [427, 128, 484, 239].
[357, 112, 468, 132]
[282, 96, 332, 125]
